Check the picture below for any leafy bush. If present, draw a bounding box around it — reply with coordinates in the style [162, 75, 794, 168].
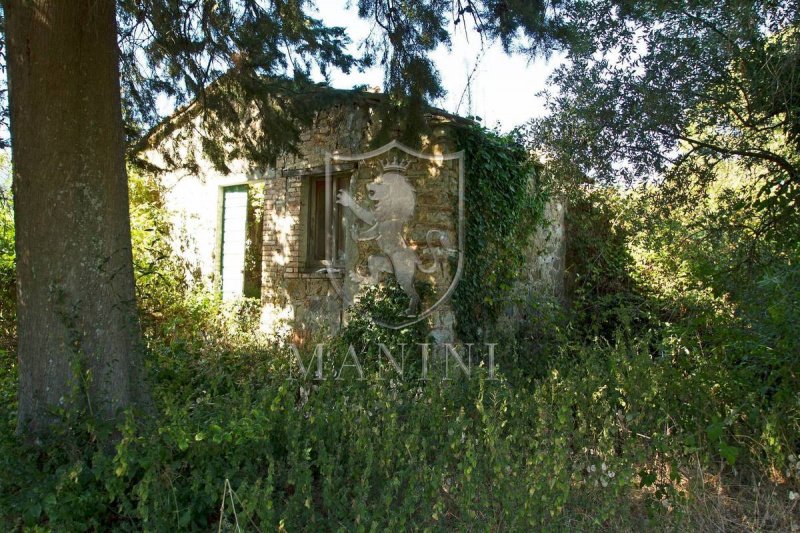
[4, 311, 796, 530]
[0, 329, 699, 530]
[560, 178, 800, 492]
[564, 187, 655, 340]
[0, 161, 798, 531]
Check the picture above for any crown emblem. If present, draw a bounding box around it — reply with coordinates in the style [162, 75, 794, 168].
[381, 156, 411, 173]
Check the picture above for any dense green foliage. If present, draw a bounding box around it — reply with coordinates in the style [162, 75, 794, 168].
[452, 124, 548, 341]
[532, 0, 799, 221]
[1, 1, 799, 529]
[2, 150, 799, 529]
[333, 281, 430, 356]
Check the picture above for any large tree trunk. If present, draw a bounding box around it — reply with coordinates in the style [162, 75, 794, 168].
[5, 0, 149, 435]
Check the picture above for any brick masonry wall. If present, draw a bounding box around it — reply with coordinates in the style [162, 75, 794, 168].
[260, 102, 373, 339]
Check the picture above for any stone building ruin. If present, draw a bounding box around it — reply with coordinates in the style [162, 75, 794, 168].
[141, 89, 565, 342]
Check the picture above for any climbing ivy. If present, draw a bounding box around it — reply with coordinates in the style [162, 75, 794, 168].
[452, 124, 548, 341]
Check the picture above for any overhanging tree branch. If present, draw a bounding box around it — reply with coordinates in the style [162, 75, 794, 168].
[657, 128, 800, 183]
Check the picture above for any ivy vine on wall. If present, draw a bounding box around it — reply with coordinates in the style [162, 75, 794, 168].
[452, 123, 548, 341]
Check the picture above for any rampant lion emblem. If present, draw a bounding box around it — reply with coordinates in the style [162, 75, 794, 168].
[337, 158, 452, 315]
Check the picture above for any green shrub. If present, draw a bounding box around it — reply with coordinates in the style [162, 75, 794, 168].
[0, 159, 798, 531]
[562, 179, 800, 479]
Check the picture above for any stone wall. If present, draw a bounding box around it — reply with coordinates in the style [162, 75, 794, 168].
[525, 198, 566, 303]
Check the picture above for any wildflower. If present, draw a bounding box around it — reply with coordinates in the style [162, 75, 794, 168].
[790, 491, 799, 501]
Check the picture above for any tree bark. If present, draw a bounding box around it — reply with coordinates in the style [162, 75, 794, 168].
[5, 0, 149, 435]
